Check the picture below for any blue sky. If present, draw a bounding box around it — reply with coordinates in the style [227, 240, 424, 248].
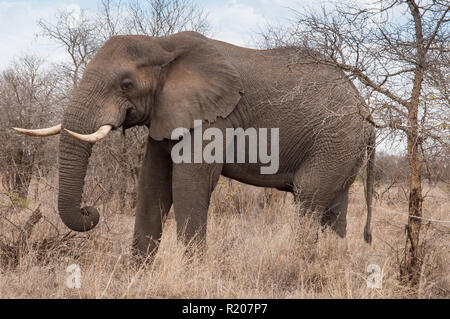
[0, 0, 314, 69]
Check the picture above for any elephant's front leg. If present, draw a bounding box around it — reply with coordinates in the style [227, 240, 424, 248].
[132, 138, 173, 258]
[172, 163, 222, 248]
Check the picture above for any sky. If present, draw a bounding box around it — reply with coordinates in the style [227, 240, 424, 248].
[0, 0, 316, 69]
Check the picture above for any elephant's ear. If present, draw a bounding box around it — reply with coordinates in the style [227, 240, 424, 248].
[149, 32, 243, 141]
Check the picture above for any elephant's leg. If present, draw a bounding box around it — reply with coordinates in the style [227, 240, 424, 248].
[293, 165, 338, 213]
[321, 188, 349, 238]
[172, 163, 222, 248]
[294, 158, 354, 239]
[292, 161, 344, 231]
[132, 138, 173, 258]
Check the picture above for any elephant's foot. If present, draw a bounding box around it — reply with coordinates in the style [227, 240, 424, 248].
[177, 228, 207, 261]
[131, 236, 160, 267]
[320, 210, 347, 238]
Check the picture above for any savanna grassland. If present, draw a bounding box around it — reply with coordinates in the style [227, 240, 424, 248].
[0, 176, 448, 298]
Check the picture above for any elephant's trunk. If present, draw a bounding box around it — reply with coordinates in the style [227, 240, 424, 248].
[57, 117, 99, 232]
[56, 70, 123, 232]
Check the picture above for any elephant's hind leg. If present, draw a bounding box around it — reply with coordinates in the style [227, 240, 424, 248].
[293, 163, 340, 213]
[320, 188, 349, 238]
[293, 161, 350, 237]
[132, 138, 173, 259]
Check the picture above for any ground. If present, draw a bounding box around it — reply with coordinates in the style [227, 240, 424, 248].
[0, 177, 448, 298]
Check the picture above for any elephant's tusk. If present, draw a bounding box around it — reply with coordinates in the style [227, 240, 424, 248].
[64, 125, 112, 143]
[13, 124, 62, 137]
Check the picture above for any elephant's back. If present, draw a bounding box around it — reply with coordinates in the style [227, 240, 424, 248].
[211, 40, 361, 109]
[212, 40, 365, 128]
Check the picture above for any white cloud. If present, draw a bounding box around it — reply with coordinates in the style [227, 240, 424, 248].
[66, 3, 83, 29]
[206, 0, 308, 48]
[208, 0, 269, 48]
[0, 1, 83, 70]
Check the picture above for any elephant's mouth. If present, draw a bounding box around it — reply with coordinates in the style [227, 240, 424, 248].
[122, 109, 136, 129]
[122, 105, 151, 130]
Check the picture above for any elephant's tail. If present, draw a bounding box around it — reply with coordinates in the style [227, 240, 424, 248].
[364, 130, 376, 244]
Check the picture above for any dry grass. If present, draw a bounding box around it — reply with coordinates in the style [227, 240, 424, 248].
[0, 177, 448, 299]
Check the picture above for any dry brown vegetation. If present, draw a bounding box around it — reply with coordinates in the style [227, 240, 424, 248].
[0, 176, 448, 299]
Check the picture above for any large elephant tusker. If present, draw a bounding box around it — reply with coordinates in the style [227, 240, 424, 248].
[15, 31, 375, 257]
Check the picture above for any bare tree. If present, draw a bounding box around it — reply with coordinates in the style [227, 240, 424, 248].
[96, 0, 210, 38]
[38, 9, 101, 89]
[0, 56, 62, 198]
[39, 0, 211, 87]
[260, 0, 449, 285]
[96, 0, 128, 40]
[126, 0, 210, 36]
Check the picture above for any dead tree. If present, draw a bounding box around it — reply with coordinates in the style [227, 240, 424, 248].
[38, 10, 100, 90]
[97, 0, 210, 37]
[260, 0, 449, 286]
[0, 56, 62, 198]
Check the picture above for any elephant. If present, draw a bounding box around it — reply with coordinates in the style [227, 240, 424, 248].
[14, 31, 375, 258]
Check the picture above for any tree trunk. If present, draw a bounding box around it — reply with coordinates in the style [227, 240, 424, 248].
[401, 66, 424, 285]
[401, 132, 423, 285]
[9, 149, 34, 200]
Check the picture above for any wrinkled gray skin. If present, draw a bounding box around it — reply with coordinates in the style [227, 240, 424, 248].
[58, 31, 375, 257]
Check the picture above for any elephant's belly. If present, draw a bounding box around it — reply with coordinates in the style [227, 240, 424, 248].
[221, 163, 294, 192]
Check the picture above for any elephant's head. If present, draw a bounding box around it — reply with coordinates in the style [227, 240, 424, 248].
[14, 31, 243, 232]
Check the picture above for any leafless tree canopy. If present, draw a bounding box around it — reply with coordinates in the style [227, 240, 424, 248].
[38, 10, 100, 89]
[97, 0, 210, 38]
[0, 56, 63, 197]
[262, 0, 449, 146]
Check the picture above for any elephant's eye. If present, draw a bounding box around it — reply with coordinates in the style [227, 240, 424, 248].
[121, 79, 133, 91]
